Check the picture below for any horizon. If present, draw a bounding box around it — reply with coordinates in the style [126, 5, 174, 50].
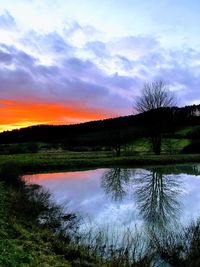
[0, 0, 200, 131]
[1, 103, 200, 134]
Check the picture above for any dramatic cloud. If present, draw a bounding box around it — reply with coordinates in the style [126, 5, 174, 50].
[0, 6, 199, 131]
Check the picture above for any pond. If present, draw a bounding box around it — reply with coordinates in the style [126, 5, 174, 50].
[24, 164, 200, 264]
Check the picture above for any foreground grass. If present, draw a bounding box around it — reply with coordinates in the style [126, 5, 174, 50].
[0, 181, 104, 267]
[0, 183, 69, 267]
[0, 151, 199, 172]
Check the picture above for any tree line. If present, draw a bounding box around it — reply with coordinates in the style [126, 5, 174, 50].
[0, 80, 199, 155]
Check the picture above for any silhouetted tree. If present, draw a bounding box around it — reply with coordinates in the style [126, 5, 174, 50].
[109, 128, 123, 157]
[135, 80, 176, 155]
[135, 80, 176, 113]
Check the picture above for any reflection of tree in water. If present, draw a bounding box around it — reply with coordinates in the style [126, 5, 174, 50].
[134, 169, 181, 235]
[101, 167, 182, 235]
[101, 168, 131, 201]
[100, 167, 198, 264]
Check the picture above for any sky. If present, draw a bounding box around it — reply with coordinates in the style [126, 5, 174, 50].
[0, 0, 200, 131]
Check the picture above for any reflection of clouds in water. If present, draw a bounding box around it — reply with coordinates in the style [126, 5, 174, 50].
[24, 165, 200, 233]
[94, 202, 139, 227]
[179, 174, 200, 224]
[25, 169, 105, 213]
[25, 168, 141, 227]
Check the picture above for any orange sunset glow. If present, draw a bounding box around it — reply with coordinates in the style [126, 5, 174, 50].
[0, 100, 117, 132]
[25, 169, 102, 182]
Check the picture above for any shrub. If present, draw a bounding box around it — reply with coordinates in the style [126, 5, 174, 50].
[182, 140, 200, 154]
[0, 162, 23, 187]
[27, 142, 39, 153]
[7, 144, 27, 154]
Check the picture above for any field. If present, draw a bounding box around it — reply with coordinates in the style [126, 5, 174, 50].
[0, 150, 199, 173]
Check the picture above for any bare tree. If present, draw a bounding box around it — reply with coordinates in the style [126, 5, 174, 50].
[134, 80, 176, 155]
[135, 80, 176, 113]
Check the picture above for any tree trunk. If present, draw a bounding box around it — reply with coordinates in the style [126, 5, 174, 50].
[116, 145, 121, 157]
[152, 135, 162, 155]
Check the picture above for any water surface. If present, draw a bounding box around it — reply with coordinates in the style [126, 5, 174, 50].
[24, 164, 200, 235]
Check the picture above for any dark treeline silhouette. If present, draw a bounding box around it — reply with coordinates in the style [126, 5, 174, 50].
[0, 104, 199, 151]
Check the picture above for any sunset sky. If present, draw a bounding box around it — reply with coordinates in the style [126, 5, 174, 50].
[0, 0, 200, 131]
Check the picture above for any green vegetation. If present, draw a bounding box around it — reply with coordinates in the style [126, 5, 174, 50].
[175, 125, 200, 138]
[0, 142, 39, 155]
[126, 137, 191, 154]
[162, 138, 191, 153]
[0, 151, 199, 173]
[0, 123, 198, 173]
[0, 183, 68, 266]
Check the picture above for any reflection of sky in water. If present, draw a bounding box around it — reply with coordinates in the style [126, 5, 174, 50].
[24, 166, 200, 229]
[180, 174, 200, 223]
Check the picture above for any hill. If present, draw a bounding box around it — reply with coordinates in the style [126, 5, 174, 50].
[0, 104, 199, 153]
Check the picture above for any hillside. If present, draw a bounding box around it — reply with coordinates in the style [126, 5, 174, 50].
[0, 104, 199, 153]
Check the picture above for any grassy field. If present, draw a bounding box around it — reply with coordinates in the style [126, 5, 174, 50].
[0, 182, 70, 267]
[0, 179, 105, 267]
[0, 150, 199, 173]
[175, 125, 200, 137]
[126, 137, 191, 154]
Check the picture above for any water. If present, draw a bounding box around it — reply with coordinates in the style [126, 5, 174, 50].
[24, 164, 200, 264]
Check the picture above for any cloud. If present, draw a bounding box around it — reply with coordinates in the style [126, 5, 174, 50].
[0, 49, 12, 65]
[85, 41, 108, 57]
[0, 11, 199, 130]
[107, 36, 160, 60]
[20, 30, 74, 58]
[0, 11, 16, 30]
[0, 42, 133, 120]
[63, 21, 102, 47]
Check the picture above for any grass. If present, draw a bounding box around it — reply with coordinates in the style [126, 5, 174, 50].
[175, 125, 200, 138]
[126, 138, 151, 154]
[0, 182, 69, 266]
[0, 175, 101, 266]
[162, 138, 191, 153]
[126, 137, 191, 154]
[0, 151, 199, 173]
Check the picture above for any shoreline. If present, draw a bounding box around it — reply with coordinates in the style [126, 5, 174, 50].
[0, 152, 199, 173]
